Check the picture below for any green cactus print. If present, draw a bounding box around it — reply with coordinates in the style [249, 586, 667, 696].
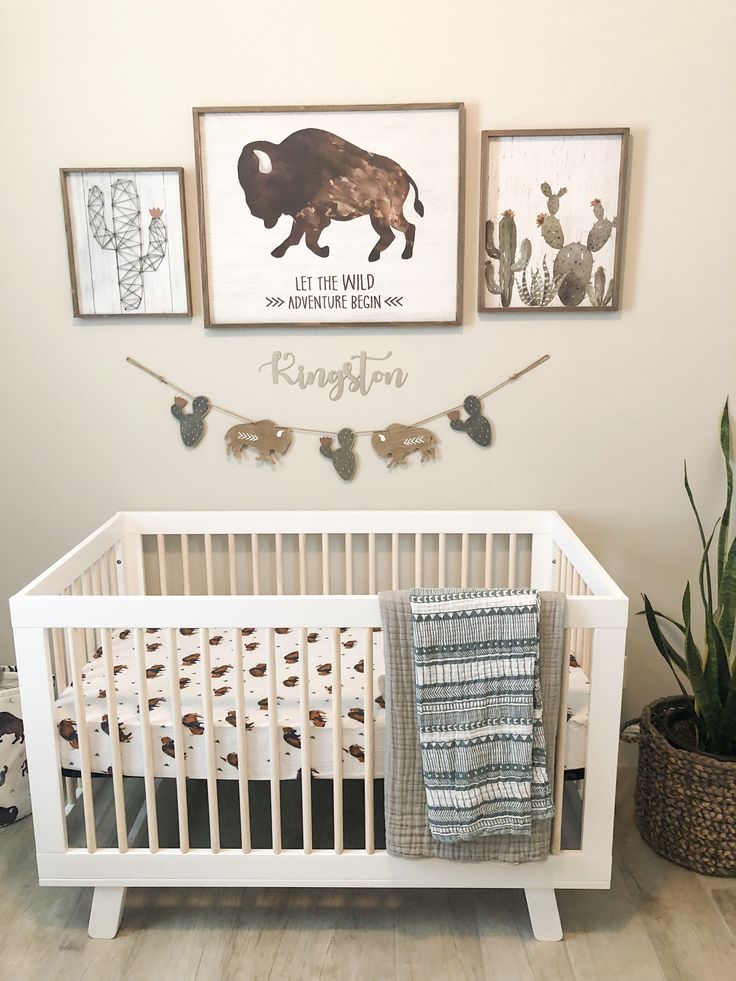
[518, 257, 563, 307]
[319, 428, 357, 481]
[448, 396, 492, 448]
[171, 396, 210, 448]
[587, 198, 617, 252]
[586, 266, 615, 307]
[536, 182, 617, 307]
[485, 210, 531, 307]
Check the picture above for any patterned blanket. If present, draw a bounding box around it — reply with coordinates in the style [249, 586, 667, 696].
[409, 587, 555, 841]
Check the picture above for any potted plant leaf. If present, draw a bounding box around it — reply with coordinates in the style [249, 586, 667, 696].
[626, 399, 736, 875]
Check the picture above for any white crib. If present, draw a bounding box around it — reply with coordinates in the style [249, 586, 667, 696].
[9, 511, 628, 942]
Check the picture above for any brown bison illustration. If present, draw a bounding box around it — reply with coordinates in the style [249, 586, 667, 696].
[283, 676, 299, 688]
[145, 664, 164, 679]
[58, 718, 79, 748]
[242, 627, 256, 636]
[211, 664, 233, 678]
[344, 744, 365, 763]
[182, 713, 204, 735]
[101, 715, 132, 742]
[309, 710, 327, 728]
[179, 627, 196, 636]
[249, 663, 267, 678]
[213, 686, 231, 697]
[316, 663, 331, 676]
[244, 642, 260, 652]
[161, 736, 175, 758]
[119, 629, 131, 640]
[282, 727, 301, 749]
[221, 752, 239, 768]
[179, 677, 191, 689]
[0, 711, 25, 744]
[284, 650, 299, 664]
[225, 709, 254, 730]
[182, 652, 200, 666]
[237, 128, 424, 262]
[274, 627, 290, 635]
[209, 635, 224, 646]
[348, 708, 365, 724]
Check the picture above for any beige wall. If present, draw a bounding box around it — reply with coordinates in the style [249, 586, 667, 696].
[1, 0, 734, 716]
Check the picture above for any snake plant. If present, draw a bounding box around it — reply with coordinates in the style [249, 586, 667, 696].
[642, 399, 736, 756]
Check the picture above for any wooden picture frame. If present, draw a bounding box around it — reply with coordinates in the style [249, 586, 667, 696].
[193, 103, 465, 328]
[60, 167, 192, 318]
[477, 128, 629, 313]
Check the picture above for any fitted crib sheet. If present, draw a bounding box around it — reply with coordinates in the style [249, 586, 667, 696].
[55, 626, 590, 781]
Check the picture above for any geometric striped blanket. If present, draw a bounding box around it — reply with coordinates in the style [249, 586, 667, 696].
[409, 587, 554, 840]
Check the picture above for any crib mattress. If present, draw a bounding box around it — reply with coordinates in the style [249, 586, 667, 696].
[55, 627, 590, 781]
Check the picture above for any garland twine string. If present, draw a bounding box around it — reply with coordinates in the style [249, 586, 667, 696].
[125, 353, 551, 438]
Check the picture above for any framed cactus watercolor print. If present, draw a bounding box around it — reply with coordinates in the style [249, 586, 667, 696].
[60, 167, 192, 317]
[477, 128, 629, 313]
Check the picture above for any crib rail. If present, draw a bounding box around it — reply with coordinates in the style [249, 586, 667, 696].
[10, 511, 627, 897]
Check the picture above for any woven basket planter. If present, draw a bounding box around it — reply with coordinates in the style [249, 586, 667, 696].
[628, 696, 736, 876]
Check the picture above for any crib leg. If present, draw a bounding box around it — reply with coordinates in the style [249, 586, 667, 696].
[88, 886, 127, 939]
[524, 888, 563, 941]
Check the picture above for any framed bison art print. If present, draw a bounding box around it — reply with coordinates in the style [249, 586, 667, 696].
[193, 103, 465, 327]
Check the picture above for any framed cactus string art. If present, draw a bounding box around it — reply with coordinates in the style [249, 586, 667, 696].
[60, 167, 192, 317]
[477, 128, 629, 313]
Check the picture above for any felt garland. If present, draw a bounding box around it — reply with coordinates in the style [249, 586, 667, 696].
[126, 354, 550, 482]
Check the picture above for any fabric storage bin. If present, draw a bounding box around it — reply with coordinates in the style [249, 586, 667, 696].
[0, 666, 31, 827]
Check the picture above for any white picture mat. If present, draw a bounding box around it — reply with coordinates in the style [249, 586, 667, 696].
[64, 169, 189, 316]
[198, 108, 461, 324]
[482, 133, 623, 308]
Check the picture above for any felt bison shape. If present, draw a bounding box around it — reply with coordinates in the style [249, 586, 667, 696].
[237, 128, 424, 262]
[371, 424, 438, 468]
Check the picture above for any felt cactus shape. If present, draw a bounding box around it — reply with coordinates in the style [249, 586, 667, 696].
[171, 395, 210, 447]
[587, 198, 617, 252]
[448, 396, 492, 448]
[518, 257, 563, 307]
[485, 210, 531, 307]
[319, 428, 357, 481]
[586, 266, 615, 307]
[87, 180, 167, 311]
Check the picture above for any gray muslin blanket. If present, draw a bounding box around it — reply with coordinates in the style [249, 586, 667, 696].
[379, 590, 565, 862]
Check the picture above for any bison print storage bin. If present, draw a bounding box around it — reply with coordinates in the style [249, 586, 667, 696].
[0, 666, 31, 828]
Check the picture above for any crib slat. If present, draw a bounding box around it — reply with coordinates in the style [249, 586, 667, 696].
[299, 627, 312, 854]
[101, 627, 128, 852]
[181, 534, 191, 596]
[99, 554, 111, 597]
[414, 533, 423, 586]
[231, 628, 251, 853]
[108, 549, 119, 596]
[53, 628, 76, 808]
[321, 533, 330, 594]
[551, 628, 573, 855]
[133, 628, 159, 852]
[198, 627, 220, 853]
[461, 533, 470, 588]
[157, 534, 168, 596]
[508, 533, 517, 588]
[439, 533, 447, 586]
[251, 534, 260, 595]
[275, 534, 284, 595]
[553, 544, 562, 591]
[91, 560, 103, 598]
[67, 627, 96, 851]
[80, 571, 94, 660]
[391, 533, 399, 590]
[345, 533, 353, 594]
[484, 533, 493, 587]
[368, 534, 376, 593]
[228, 534, 238, 596]
[298, 533, 307, 595]
[331, 627, 343, 854]
[204, 535, 214, 596]
[364, 627, 375, 855]
[265, 627, 281, 852]
[165, 627, 189, 853]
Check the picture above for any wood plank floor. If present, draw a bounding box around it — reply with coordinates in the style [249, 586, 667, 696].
[1, 768, 735, 981]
